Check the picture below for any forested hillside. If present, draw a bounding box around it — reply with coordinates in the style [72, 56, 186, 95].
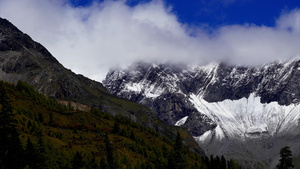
[0, 81, 241, 169]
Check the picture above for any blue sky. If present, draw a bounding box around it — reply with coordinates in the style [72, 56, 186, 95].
[1, 0, 299, 81]
[70, 0, 299, 27]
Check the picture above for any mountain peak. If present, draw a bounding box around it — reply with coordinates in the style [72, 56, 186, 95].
[0, 17, 21, 34]
[104, 59, 300, 168]
[0, 17, 204, 155]
[0, 17, 60, 64]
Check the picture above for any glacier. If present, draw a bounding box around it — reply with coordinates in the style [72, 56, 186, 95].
[190, 93, 300, 141]
[190, 93, 300, 168]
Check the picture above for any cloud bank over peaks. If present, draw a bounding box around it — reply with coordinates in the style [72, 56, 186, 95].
[1, 0, 299, 81]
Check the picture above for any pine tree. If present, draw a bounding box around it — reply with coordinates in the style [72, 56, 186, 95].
[38, 113, 43, 123]
[130, 130, 136, 141]
[100, 157, 109, 169]
[87, 152, 99, 169]
[72, 151, 85, 169]
[227, 159, 241, 169]
[167, 132, 188, 169]
[112, 122, 120, 134]
[221, 155, 227, 169]
[215, 155, 221, 169]
[277, 146, 294, 169]
[0, 87, 14, 127]
[25, 138, 37, 168]
[0, 85, 25, 169]
[36, 135, 48, 169]
[210, 155, 215, 169]
[49, 112, 53, 125]
[105, 133, 118, 169]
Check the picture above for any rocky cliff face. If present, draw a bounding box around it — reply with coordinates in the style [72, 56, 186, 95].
[0, 18, 204, 155]
[103, 60, 300, 168]
[103, 60, 300, 125]
[0, 18, 110, 103]
[103, 62, 218, 136]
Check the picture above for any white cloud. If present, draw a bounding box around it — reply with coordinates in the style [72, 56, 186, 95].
[1, 0, 299, 81]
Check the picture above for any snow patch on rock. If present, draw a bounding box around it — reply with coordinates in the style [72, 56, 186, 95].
[175, 116, 189, 126]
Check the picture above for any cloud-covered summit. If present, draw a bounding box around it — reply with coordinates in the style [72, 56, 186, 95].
[1, 0, 299, 81]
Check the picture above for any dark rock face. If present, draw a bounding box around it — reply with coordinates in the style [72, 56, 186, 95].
[257, 61, 300, 105]
[0, 18, 109, 102]
[182, 112, 217, 136]
[103, 59, 300, 136]
[201, 64, 259, 102]
[103, 63, 220, 135]
[152, 93, 192, 125]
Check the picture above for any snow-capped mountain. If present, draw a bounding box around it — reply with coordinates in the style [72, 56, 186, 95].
[103, 60, 300, 168]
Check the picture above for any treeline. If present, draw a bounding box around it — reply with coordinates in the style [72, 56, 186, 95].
[0, 80, 242, 169]
[15, 80, 71, 112]
[200, 155, 242, 169]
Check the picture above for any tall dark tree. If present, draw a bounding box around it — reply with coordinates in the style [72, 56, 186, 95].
[215, 155, 221, 169]
[25, 138, 37, 168]
[130, 130, 136, 141]
[112, 122, 120, 134]
[167, 132, 188, 169]
[72, 151, 85, 169]
[100, 157, 109, 169]
[0, 84, 25, 169]
[87, 153, 99, 169]
[276, 146, 294, 169]
[35, 135, 49, 169]
[221, 155, 227, 169]
[49, 112, 54, 125]
[209, 155, 215, 169]
[105, 133, 118, 169]
[0, 86, 14, 127]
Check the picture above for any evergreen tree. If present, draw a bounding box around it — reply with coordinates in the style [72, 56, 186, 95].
[161, 144, 169, 159]
[0, 87, 14, 127]
[112, 122, 120, 134]
[167, 132, 188, 169]
[38, 113, 44, 123]
[276, 146, 294, 169]
[87, 152, 99, 169]
[209, 155, 216, 169]
[72, 151, 85, 169]
[215, 155, 221, 169]
[25, 138, 37, 168]
[0, 85, 25, 169]
[227, 159, 241, 169]
[221, 155, 227, 169]
[35, 135, 48, 169]
[105, 133, 118, 169]
[130, 130, 136, 141]
[49, 112, 53, 125]
[100, 157, 109, 169]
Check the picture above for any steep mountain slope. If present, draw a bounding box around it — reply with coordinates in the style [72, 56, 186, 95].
[0, 17, 204, 155]
[1, 80, 212, 169]
[103, 60, 300, 168]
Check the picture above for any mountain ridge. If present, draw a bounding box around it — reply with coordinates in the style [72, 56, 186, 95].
[0, 17, 204, 155]
[103, 60, 300, 168]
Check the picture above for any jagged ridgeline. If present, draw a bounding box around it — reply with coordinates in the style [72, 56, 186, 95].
[0, 17, 204, 155]
[103, 58, 300, 168]
[0, 81, 241, 169]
